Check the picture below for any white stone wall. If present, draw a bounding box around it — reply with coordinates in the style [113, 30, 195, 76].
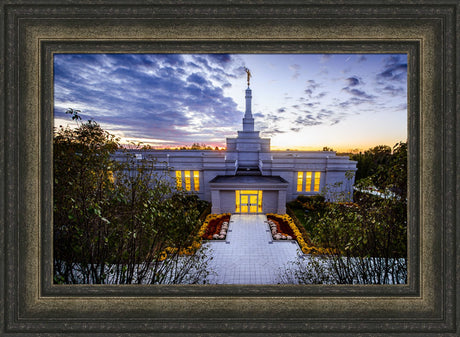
[262, 190, 278, 213]
[270, 151, 356, 202]
[114, 147, 357, 209]
[112, 86, 357, 211]
[219, 190, 236, 213]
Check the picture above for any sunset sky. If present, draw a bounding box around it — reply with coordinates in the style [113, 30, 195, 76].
[54, 53, 407, 152]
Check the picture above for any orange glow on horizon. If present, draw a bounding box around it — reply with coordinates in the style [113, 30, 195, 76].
[119, 140, 405, 154]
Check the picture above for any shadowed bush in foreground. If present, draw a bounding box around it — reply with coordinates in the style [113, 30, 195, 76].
[53, 110, 212, 284]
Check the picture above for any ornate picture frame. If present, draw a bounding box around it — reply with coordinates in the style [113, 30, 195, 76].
[1, 1, 458, 335]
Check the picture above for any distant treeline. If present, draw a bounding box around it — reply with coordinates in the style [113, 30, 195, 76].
[120, 143, 224, 151]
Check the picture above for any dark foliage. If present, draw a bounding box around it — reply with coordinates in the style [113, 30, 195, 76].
[53, 111, 211, 284]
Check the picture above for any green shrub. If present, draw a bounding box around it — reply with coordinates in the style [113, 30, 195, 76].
[53, 111, 212, 284]
[297, 195, 325, 203]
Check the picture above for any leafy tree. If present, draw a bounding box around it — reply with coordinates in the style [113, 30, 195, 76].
[285, 142, 408, 284]
[284, 194, 407, 284]
[54, 113, 119, 283]
[53, 110, 211, 284]
[351, 142, 407, 198]
[351, 144, 392, 182]
[386, 142, 407, 199]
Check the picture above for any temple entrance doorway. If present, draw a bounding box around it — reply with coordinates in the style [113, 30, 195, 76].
[235, 190, 262, 213]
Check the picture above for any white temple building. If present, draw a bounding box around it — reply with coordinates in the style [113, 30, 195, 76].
[115, 84, 357, 214]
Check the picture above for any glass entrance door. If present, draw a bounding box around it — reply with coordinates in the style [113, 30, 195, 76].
[236, 190, 263, 213]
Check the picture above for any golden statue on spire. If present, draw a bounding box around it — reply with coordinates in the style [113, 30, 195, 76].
[245, 67, 252, 87]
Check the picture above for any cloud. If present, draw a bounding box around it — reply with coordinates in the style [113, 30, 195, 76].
[345, 76, 361, 87]
[290, 108, 345, 127]
[341, 87, 375, 100]
[54, 54, 246, 146]
[382, 84, 405, 96]
[289, 64, 301, 80]
[377, 55, 407, 82]
[54, 53, 408, 148]
[317, 109, 334, 120]
[341, 76, 372, 101]
[304, 80, 320, 97]
[187, 73, 208, 86]
[338, 97, 372, 109]
[330, 119, 341, 126]
[208, 53, 232, 66]
[294, 115, 322, 127]
[314, 92, 327, 99]
[266, 114, 282, 122]
[260, 128, 286, 137]
[306, 79, 319, 90]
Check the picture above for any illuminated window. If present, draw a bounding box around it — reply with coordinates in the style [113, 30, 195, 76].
[235, 190, 240, 213]
[313, 172, 321, 192]
[258, 190, 263, 213]
[184, 171, 191, 191]
[193, 171, 200, 191]
[305, 171, 312, 192]
[297, 171, 321, 192]
[296, 172, 303, 192]
[235, 190, 262, 213]
[175, 170, 200, 191]
[175, 171, 182, 190]
[241, 195, 249, 213]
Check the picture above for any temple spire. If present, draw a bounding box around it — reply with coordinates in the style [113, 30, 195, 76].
[242, 68, 254, 132]
[245, 67, 252, 87]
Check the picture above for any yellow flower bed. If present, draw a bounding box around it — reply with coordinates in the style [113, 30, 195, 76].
[158, 213, 231, 261]
[267, 213, 337, 256]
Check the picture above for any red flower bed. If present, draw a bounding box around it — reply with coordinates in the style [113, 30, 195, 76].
[266, 215, 297, 240]
[202, 215, 230, 240]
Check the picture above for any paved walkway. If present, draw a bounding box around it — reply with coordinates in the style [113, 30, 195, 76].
[202, 214, 303, 284]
